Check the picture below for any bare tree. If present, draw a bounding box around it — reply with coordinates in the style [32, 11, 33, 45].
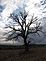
[5, 10, 44, 51]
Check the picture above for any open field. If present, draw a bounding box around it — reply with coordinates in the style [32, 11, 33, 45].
[0, 45, 46, 61]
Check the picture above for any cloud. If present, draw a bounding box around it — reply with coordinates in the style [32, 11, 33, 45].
[1, 0, 46, 21]
[25, 0, 46, 19]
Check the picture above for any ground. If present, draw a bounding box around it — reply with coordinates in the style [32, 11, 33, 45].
[0, 46, 46, 61]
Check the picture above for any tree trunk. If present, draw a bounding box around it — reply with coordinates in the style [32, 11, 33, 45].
[25, 44, 29, 52]
[24, 38, 29, 52]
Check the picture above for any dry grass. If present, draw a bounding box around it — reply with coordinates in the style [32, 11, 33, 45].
[0, 47, 46, 61]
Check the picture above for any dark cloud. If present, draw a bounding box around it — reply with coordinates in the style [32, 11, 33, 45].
[0, 4, 6, 12]
[40, 0, 46, 5]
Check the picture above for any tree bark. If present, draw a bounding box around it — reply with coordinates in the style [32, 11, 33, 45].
[25, 44, 29, 52]
[24, 38, 29, 52]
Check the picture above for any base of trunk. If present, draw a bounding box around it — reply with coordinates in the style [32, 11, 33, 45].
[25, 45, 29, 52]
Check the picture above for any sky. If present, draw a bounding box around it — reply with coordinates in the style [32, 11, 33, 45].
[0, 0, 46, 26]
[0, 0, 46, 44]
[0, 0, 46, 25]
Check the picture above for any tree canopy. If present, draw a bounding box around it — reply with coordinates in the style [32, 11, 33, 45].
[4, 9, 44, 51]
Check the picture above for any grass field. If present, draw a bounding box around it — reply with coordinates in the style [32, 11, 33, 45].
[0, 45, 46, 61]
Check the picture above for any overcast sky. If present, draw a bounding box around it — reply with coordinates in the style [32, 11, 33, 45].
[0, 0, 46, 26]
[0, 0, 46, 44]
